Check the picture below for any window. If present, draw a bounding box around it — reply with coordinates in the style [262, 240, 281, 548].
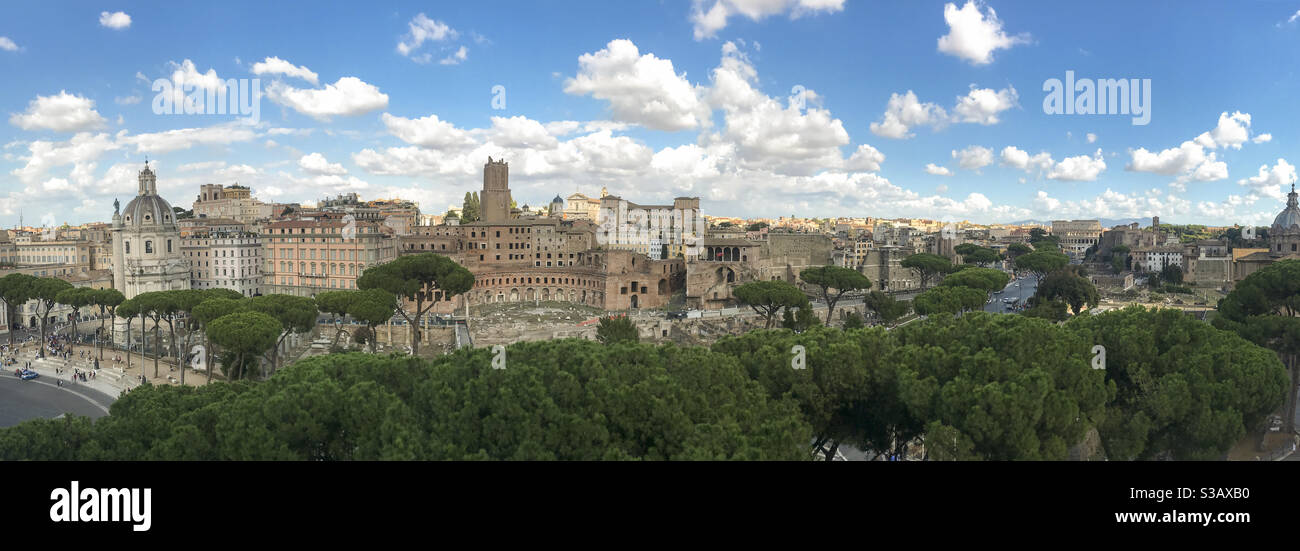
[124, 241, 130, 254]
[167, 240, 172, 253]
[145, 241, 153, 254]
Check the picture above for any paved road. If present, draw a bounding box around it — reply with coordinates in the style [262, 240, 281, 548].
[984, 275, 1038, 314]
[0, 374, 114, 428]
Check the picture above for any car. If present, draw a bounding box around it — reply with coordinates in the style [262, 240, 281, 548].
[19, 369, 38, 381]
[1003, 297, 1015, 304]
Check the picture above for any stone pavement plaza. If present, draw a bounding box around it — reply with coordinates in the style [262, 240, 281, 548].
[10, 340, 211, 401]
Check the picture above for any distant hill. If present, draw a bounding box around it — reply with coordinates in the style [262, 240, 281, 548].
[1007, 217, 1147, 228]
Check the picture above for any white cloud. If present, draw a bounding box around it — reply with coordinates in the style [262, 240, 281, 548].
[1191, 153, 1228, 181]
[266, 127, 313, 137]
[118, 123, 259, 154]
[564, 39, 710, 131]
[1086, 133, 1097, 143]
[1127, 140, 1208, 175]
[0, 37, 18, 52]
[1000, 146, 1054, 174]
[440, 46, 468, 66]
[178, 161, 226, 172]
[937, 0, 1029, 65]
[251, 56, 319, 85]
[690, 0, 846, 40]
[952, 85, 1018, 125]
[1031, 190, 1060, 213]
[397, 14, 459, 56]
[99, 11, 131, 30]
[114, 95, 141, 106]
[488, 115, 559, 150]
[952, 145, 993, 172]
[1194, 111, 1254, 150]
[267, 77, 389, 121]
[381, 112, 476, 149]
[10, 132, 119, 188]
[704, 42, 851, 175]
[925, 163, 953, 176]
[1048, 149, 1107, 181]
[395, 13, 471, 65]
[299, 152, 347, 176]
[9, 91, 107, 132]
[1237, 159, 1297, 203]
[869, 90, 947, 139]
[846, 144, 885, 172]
[169, 59, 224, 92]
[1128, 112, 1268, 185]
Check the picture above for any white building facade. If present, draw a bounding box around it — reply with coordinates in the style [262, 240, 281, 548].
[110, 163, 191, 299]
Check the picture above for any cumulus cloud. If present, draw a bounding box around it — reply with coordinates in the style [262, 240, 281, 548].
[1128, 112, 1265, 184]
[952, 145, 993, 172]
[299, 152, 347, 176]
[117, 123, 259, 154]
[1237, 159, 1297, 203]
[99, 11, 131, 30]
[1047, 149, 1107, 181]
[937, 0, 1029, 65]
[846, 144, 885, 172]
[1127, 141, 1210, 176]
[999, 146, 1054, 174]
[871, 85, 1016, 139]
[1194, 111, 1255, 150]
[690, 0, 846, 40]
[952, 85, 1018, 124]
[397, 14, 458, 56]
[396, 13, 472, 65]
[168, 59, 225, 92]
[564, 39, 710, 132]
[0, 37, 17, 52]
[1086, 133, 1097, 143]
[9, 91, 107, 132]
[869, 90, 947, 139]
[440, 46, 468, 66]
[381, 112, 476, 149]
[9, 132, 119, 188]
[251, 56, 319, 85]
[925, 163, 953, 176]
[267, 77, 389, 121]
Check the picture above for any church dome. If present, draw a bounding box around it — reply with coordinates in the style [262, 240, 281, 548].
[120, 163, 178, 230]
[1272, 184, 1300, 230]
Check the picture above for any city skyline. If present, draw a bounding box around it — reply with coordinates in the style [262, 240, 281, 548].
[3, 1, 1300, 227]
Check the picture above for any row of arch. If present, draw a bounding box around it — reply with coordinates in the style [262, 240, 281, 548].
[705, 246, 747, 262]
[471, 287, 607, 307]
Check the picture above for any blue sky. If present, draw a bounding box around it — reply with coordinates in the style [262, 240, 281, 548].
[2, 0, 1299, 228]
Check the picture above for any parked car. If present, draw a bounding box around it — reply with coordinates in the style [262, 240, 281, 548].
[19, 369, 38, 381]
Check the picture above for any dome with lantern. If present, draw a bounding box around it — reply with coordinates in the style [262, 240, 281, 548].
[120, 162, 178, 230]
